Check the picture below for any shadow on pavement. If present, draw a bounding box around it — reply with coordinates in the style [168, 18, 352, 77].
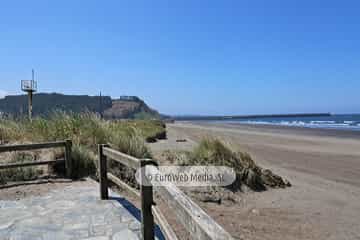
[110, 196, 166, 240]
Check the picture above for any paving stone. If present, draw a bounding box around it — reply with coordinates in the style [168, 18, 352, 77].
[112, 229, 140, 240]
[42, 231, 72, 240]
[0, 183, 148, 239]
[81, 236, 109, 240]
[0, 220, 15, 231]
[128, 221, 141, 231]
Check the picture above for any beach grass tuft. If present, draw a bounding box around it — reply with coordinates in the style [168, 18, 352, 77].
[163, 137, 290, 191]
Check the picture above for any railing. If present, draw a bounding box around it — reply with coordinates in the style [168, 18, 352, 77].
[98, 144, 234, 240]
[0, 140, 73, 178]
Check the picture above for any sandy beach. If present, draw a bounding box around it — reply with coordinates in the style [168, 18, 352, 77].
[149, 122, 360, 240]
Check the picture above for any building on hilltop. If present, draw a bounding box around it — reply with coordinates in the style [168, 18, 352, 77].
[119, 96, 139, 101]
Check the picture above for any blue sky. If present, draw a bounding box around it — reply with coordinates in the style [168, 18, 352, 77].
[0, 0, 359, 115]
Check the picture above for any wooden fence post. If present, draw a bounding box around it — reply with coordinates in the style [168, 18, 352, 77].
[140, 160, 155, 240]
[98, 144, 109, 200]
[64, 139, 72, 178]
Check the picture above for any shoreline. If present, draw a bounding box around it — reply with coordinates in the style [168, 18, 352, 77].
[173, 112, 331, 121]
[177, 120, 360, 140]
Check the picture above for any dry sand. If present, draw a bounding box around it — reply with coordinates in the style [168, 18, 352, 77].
[149, 122, 360, 240]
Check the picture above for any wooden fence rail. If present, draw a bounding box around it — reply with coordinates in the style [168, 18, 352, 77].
[0, 140, 73, 178]
[98, 144, 234, 240]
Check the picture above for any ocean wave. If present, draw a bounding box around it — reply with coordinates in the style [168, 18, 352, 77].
[240, 120, 360, 131]
[242, 121, 271, 125]
[281, 120, 303, 124]
[311, 120, 336, 124]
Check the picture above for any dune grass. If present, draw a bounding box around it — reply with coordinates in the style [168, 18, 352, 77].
[0, 111, 165, 181]
[163, 137, 290, 191]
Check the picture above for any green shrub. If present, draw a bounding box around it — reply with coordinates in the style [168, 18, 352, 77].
[0, 118, 26, 143]
[70, 144, 97, 179]
[108, 128, 151, 159]
[0, 152, 43, 184]
[189, 138, 235, 167]
[167, 137, 290, 191]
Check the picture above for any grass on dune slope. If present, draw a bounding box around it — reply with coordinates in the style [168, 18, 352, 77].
[162, 138, 291, 192]
[0, 111, 165, 182]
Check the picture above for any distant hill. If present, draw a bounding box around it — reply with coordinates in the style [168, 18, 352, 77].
[104, 96, 160, 119]
[0, 93, 160, 119]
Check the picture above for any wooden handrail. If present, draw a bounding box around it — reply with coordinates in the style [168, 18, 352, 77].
[0, 141, 66, 153]
[99, 144, 156, 240]
[0, 140, 73, 178]
[98, 144, 109, 200]
[98, 145, 234, 240]
[152, 205, 179, 240]
[107, 172, 139, 197]
[107, 172, 179, 240]
[146, 165, 234, 240]
[0, 159, 64, 170]
[103, 146, 140, 169]
[140, 159, 156, 240]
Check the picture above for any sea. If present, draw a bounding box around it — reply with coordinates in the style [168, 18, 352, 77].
[215, 114, 360, 131]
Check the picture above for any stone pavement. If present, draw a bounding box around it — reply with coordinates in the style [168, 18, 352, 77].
[0, 181, 158, 240]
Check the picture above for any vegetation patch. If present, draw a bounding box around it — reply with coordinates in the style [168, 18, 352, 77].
[0, 152, 43, 184]
[0, 111, 165, 180]
[162, 138, 291, 192]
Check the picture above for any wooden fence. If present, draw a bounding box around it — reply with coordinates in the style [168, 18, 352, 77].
[0, 140, 73, 177]
[98, 144, 234, 240]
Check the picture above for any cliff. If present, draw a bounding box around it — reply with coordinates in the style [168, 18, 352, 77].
[0, 93, 160, 119]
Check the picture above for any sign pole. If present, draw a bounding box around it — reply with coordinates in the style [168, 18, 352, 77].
[28, 91, 33, 122]
[21, 69, 37, 122]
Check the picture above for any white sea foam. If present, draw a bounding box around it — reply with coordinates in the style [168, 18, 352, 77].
[243, 121, 270, 125]
[310, 120, 335, 124]
[240, 119, 360, 131]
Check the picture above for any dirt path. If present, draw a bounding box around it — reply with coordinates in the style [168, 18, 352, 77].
[148, 123, 360, 240]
